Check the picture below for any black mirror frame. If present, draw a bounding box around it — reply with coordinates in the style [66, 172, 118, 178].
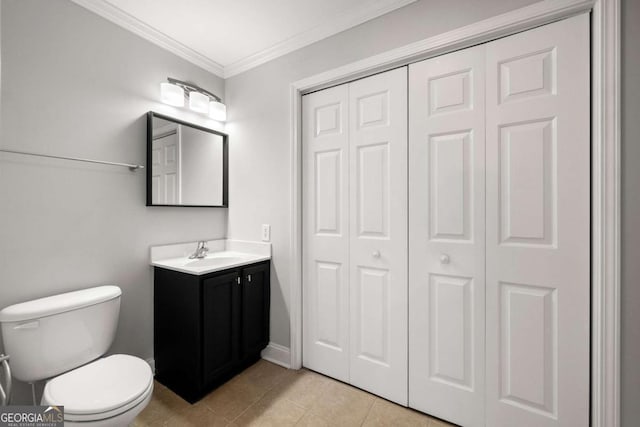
[146, 111, 228, 208]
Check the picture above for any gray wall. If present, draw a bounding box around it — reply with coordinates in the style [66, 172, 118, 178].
[224, 0, 538, 350]
[621, 0, 640, 425]
[180, 127, 224, 205]
[0, 0, 226, 402]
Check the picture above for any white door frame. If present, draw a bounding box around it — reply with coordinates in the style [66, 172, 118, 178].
[288, 1, 620, 426]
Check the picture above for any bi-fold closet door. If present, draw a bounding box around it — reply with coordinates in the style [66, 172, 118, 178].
[408, 44, 487, 427]
[409, 13, 589, 427]
[303, 12, 589, 427]
[302, 67, 408, 405]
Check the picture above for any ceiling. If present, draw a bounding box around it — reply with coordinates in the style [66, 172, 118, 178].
[71, 0, 416, 78]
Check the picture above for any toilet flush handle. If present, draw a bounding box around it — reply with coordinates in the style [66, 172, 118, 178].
[13, 321, 39, 330]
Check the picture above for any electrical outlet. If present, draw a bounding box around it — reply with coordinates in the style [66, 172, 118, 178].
[261, 224, 271, 242]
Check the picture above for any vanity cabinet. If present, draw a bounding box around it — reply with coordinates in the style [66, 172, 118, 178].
[154, 261, 270, 402]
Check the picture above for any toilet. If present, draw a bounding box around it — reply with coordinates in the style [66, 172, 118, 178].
[0, 286, 153, 426]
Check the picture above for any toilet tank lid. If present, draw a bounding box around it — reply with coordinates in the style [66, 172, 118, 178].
[0, 286, 122, 323]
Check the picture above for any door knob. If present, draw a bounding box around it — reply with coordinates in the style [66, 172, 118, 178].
[372, 250, 381, 258]
[440, 254, 450, 264]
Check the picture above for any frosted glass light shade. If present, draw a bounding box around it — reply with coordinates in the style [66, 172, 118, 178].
[160, 82, 184, 107]
[189, 91, 209, 114]
[209, 100, 227, 121]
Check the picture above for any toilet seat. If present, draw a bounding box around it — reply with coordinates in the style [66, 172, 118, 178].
[42, 354, 153, 422]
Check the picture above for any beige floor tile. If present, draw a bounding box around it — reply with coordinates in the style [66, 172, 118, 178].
[229, 390, 306, 427]
[244, 383, 297, 407]
[134, 381, 191, 425]
[295, 412, 332, 427]
[164, 402, 229, 427]
[238, 359, 294, 391]
[200, 375, 267, 420]
[269, 369, 331, 409]
[363, 398, 431, 427]
[135, 362, 457, 427]
[130, 415, 166, 427]
[308, 379, 375, 425]
[201, 359, 294, 421]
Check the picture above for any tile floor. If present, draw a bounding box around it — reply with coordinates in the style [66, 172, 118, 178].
[133, 360, 454, 426]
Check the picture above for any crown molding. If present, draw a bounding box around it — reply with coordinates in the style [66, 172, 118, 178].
[70, 0, 225, 77]
[72, 0, 415, 79]
[223, 0, 417, 78]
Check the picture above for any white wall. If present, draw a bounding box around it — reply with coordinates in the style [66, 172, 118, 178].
[224, 0, 539, 349]
[180, 127, 224, 205]
[0, 0, 227, 402]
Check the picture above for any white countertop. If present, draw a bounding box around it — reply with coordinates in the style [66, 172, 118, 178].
[150, 239, 271, 276]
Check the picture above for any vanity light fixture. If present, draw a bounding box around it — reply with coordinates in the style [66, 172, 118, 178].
[160, 77, 227, 121]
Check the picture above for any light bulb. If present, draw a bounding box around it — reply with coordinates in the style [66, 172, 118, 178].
[160, 82, 184, 107]
[208, 100, 227, 121]
[189, 91, 209, 114]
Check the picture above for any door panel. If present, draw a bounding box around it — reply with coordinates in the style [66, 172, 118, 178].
[241, 263, 270, 358]
[429, 130, 474, 240]
[302, 84, 350, 382]
[499, 119, 555, 245]
[499, 282, 557, 415]
[356, 142, 390, 237]
[203, 271, 240, 384]
[429, 273, 473, 389]
[485, 14, 590, 427]
[409, 45, 486, 427]
[315, 151, 342, 235]
[349, 67, 408, 405]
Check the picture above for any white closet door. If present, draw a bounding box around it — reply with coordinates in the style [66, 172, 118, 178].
[302, 84, 350, 382]
[408, 46, 486, 426]
[348, 67, 408, 405]
[485, 14, 590, 427]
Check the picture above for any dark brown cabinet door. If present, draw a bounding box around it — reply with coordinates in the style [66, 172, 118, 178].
[203, 271, 240, 384]
[241, 263, 270, 358]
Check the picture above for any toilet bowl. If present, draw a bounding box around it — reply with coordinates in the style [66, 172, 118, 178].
[41, 355, 153, 426]
[0, 286, 153, 426]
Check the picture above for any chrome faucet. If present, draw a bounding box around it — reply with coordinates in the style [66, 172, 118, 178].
[189, 241, 209, 259]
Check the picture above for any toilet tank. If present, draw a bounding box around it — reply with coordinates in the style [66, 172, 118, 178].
[0, 286, 122, 382]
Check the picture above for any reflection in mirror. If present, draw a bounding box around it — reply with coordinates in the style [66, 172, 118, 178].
[147, 112, 228, 207]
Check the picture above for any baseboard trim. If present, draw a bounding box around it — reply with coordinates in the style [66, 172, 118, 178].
[261, 342, 291, 369]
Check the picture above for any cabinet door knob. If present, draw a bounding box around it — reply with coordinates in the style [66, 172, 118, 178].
[247, 274, 252, 283]
[372, 250, 381, 258]
[440, 254, 450, 264]
[236, 276, 241, 285]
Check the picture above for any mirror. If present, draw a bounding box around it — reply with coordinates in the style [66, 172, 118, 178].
[147, 112, 228, 207]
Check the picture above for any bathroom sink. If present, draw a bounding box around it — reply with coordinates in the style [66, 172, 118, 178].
[151, 249, 270, 276]
[185, 256, 248, 267]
